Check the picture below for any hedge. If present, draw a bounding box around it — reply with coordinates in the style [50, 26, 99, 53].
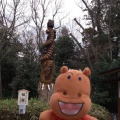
[0, 98, 111, 120]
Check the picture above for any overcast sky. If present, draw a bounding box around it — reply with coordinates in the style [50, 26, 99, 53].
[61, 0, 87, 27]
[63, 0, 82, 19]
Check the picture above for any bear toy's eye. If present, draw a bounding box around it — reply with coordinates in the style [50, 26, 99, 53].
[78, 77, 82, 81]
[67, 75, 71, 80]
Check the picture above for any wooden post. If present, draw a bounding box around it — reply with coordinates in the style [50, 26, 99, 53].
[118, 81, 120, 120]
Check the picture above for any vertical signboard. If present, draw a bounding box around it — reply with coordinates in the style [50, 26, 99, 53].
[18, 89, 30, 114]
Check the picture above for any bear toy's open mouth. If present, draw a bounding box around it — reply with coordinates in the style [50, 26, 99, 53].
[58, 101, 83, 116]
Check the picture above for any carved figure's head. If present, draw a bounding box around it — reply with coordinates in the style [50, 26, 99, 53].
[47, 19, 54, 28]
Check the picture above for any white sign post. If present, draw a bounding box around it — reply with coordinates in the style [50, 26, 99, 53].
[18, 89, 30, 114]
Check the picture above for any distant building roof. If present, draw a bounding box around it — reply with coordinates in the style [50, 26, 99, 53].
[99, 67, 120, 75]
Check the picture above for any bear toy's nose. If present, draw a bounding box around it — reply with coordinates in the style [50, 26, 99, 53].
[63, 91, 67, 96]
[62, 91, 82, 98]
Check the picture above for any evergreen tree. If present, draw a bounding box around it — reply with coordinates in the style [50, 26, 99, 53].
[55, 27, 82, 74]
[73, 0, 120, 112]
[0, 25, 22, 98]
[10, 39, 40, 98]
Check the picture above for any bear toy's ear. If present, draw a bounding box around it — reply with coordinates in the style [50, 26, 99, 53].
[60, 66, 68, 74]
[83, 67, 91, 76]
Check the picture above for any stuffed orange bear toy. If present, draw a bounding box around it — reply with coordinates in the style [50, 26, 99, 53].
[40, 66, 97, 120]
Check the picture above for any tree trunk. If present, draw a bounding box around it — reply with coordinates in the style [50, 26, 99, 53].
[0, 63, 2, 99]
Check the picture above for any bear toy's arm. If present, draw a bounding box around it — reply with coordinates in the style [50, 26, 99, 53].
[81, 115, 98, 120]
[90, 116, 98, 120]
[39, 110, 53, 120]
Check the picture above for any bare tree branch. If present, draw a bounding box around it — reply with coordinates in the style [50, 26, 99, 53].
[81, 0, 95, 30]
[69, 33, 94, 71]
[74, 18, 85, 30]
[74, 17, 107, 63]
[55, 12, 70, 29]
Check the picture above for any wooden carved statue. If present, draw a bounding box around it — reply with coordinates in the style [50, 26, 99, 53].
[39, 20, 56, 98]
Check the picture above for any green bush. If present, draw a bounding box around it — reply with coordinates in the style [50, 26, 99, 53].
[0, 99, 111, 120]
[0, 98, 49, 120]
[90, 103, 111, 120]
